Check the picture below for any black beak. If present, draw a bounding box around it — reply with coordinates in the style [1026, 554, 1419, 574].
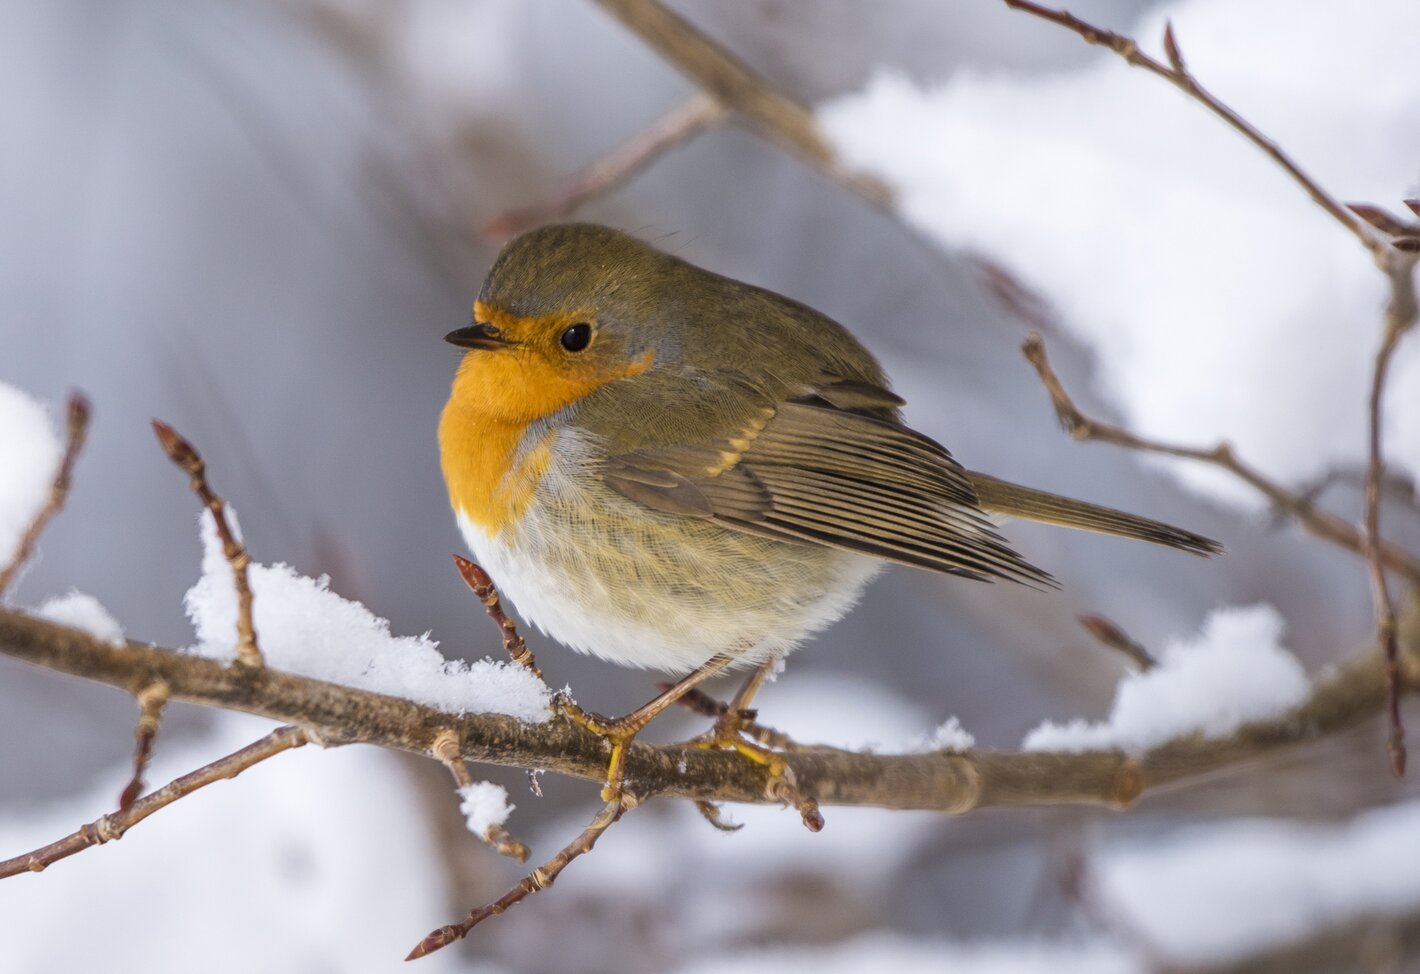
[445, 322, 511, 350]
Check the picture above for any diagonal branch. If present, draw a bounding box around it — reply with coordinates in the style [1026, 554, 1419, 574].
[1021, 333, 1420, 587]
[152, 421, 264, 669]
[0, 724, 309, 879]
[484, 93, 728, 240]
[407, 795, 634, 960]
[1001, 1, 1388, 260]
[1005, 1, 1420, 777]
[0, 393, 90, 597]
[590, 0, 892, 209]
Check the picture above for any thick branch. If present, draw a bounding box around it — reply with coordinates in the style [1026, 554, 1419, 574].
[2, 605, 1416, 815]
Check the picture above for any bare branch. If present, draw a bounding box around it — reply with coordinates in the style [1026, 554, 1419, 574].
[407, 794, 635, 960]
[0, 725, 309, 879]
[1021, 334, 1420, 587]
[1360, 244, 1419, 775]
[151, 421, 263, 669]
[484, 93, 728, 240]
[117, 681, 170, 812]
[1078, 614, 1156, 671]
[0, 393, 90, 597]
[591, 0, 893, 209]
[431, 730, 529, 863]
[1000, 2, 1389, 260]
[1006, 0, 1420, 778]
[452, 556, 541, 677]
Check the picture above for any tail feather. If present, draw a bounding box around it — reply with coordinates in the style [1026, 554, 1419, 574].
[965, 472, 1222, 557]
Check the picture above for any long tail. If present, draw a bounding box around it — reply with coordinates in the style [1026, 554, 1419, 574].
[965, 471, 1222, 557]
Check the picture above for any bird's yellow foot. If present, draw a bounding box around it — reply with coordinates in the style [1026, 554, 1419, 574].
[555, 693, 650, 801]
[692, 708, 823, 831]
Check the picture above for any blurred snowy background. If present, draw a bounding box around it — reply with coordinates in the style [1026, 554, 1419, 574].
[2, 0, 1419, 971]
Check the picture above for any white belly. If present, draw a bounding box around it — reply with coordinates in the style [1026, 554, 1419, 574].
[454, 434, 884, 674]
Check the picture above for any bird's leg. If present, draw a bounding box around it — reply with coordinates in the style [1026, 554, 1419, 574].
[556, 653, 736, 801]
[690, 657, 823, 831]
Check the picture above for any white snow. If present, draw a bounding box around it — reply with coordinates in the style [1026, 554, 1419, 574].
[0, 712, 495, 974]
[458, 781, 513, 837]
[671, 934, 1140, 974]
[0, 381, 62, 576]
[184, 509, 551, 722]
[1097, 799, 1420, 965]
[31, 590, 125, 647]
[907, 715, 976, 752]
[1022, 604, 1308, 752]
[819, 0, 1420, 506]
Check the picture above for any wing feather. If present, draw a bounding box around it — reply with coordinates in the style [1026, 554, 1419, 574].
[599, 380, 1056, 588]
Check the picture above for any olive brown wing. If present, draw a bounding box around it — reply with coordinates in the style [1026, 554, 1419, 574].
[600, 391, 1057, 588]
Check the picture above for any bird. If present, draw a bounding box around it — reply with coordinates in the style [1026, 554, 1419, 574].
[439, 222, 1219, 810]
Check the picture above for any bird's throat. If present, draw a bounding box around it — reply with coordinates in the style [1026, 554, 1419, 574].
[439, 382, 554, 538]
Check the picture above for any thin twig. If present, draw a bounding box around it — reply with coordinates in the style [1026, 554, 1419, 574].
[1001, 1, 1388, 260]
[692, 799, 743, 832]
[1021, 334, 1420, 587]
[1360, 244, 1419, 776]
[118, 681, 171, 812]
[151, 420, 263, 669]
[406, 794, 635, 960]
[1294, 464, 1419, 519]
[452, 556, 540, 678]
[1077, 615, 1156, 671]
[0, 725, 309, 879]
[591, 0, 893, 209]
[0, 393, 90, 597]
[484, 93, 728, 240]
[431, 731, 529, 863]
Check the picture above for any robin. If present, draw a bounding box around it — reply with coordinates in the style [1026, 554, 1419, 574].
[439, 222, 1218, 813]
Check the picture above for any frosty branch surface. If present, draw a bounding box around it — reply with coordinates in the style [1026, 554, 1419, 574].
[2, 602, 1416, 816]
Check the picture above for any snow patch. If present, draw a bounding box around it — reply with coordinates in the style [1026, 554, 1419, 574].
[184, 509, 550, 722]
[458, 781, 513, 837]
[819, 0, 1420, 505]
[1098, 799, 1420, 965]
[907, 715, 976, 752]
[32, 590, 125, 647]
[1022, 605, 1307, 752]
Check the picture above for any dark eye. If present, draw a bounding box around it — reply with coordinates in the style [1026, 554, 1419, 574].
[560, 322, 592, 352]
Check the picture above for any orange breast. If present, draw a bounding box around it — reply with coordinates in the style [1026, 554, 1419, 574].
[439, 370, 554, 538]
